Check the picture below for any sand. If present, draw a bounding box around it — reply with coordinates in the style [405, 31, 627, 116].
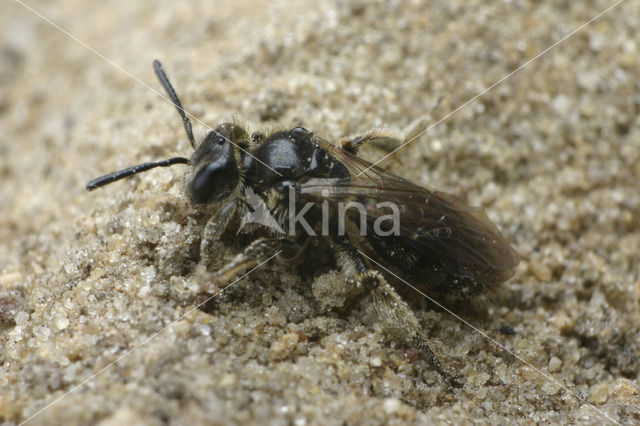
[1, 0, 639, 424]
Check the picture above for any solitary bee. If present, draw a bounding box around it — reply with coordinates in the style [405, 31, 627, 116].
[88, 60, 520, 382]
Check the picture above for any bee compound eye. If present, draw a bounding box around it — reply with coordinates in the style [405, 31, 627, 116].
[292, 126, 311, 136]
[191, 159, 238, 204]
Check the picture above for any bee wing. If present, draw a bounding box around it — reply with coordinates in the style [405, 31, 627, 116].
[303, 135, 520, 273]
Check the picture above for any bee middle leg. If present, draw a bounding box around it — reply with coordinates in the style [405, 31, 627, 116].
[212, 237, 302, 287]
[340, 97, 442, 155]
[335, 240, 457, 386]
[339, 132, 404, 155]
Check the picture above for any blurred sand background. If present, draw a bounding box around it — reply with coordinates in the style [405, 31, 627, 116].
[1, 0, 639, 424]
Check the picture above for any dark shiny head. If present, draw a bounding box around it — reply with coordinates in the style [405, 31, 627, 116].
[189, 123, 247, 204]
[86, 61, 246, 201]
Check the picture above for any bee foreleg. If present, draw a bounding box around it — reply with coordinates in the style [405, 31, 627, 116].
[200, 199, 240, 267]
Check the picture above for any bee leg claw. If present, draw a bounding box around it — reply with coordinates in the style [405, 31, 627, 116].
[412, 335, 462, 389]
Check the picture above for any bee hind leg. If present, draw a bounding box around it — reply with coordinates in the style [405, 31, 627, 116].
[335, 240, 460, 388]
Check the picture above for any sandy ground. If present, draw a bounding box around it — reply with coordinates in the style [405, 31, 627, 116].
[1, 0, 639, 424]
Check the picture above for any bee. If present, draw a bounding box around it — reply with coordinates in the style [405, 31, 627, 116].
[87, 60, 520, 383]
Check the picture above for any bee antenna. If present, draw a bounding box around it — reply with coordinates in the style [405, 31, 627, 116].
[153, 60, 196, 149]
[86, 157, 190, 191]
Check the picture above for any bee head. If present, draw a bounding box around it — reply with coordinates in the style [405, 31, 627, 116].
[86, 61, 247, 202]
[189, 123, 247, 204]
